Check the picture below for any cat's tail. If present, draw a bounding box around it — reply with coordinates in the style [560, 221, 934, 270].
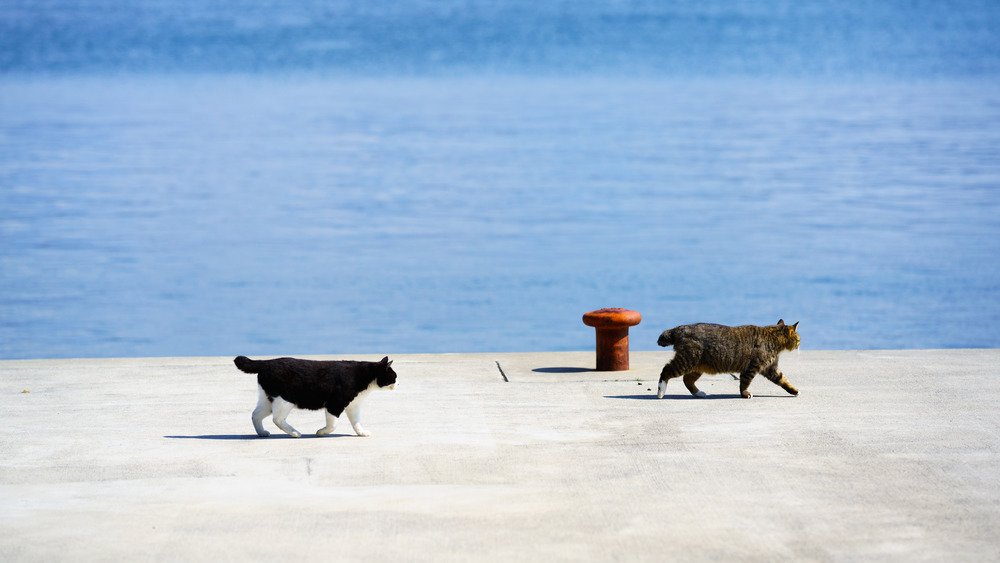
[657, 328, 679, 347]
[234, 356, 259, 374]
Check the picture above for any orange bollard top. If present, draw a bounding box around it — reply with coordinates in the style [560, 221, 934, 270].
[582, 308, 642, 328]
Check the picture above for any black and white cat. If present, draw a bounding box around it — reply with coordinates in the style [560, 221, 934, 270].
[234, 355, 397, 438]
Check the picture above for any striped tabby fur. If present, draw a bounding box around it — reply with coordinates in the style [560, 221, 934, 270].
[656, 320, 800, 399]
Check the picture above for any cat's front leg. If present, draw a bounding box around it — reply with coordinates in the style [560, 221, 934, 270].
[316, 410, 337, 437]
[345, 405, 369, 437]
[763, 363, 799, 396]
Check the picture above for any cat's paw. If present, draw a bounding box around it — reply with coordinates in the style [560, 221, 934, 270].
[695, 390, 707, 398]
[316, 427, 333, 437]
[256, 430, 270, 438]
[742, 392, 753, 399]
[289, 431, 302, 438]
[657, 381, 667, 399]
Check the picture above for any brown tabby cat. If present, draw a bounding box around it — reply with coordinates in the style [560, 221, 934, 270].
[656, 319, 800, 399]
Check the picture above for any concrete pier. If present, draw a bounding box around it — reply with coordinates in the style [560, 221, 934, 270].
[2, 350, 999, 561]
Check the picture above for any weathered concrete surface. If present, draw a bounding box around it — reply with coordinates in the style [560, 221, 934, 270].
[1, 350, 999, 561]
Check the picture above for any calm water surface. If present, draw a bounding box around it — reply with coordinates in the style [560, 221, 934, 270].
[2, 1, 999, 358]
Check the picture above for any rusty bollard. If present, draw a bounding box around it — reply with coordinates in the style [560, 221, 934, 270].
[582, 308, 642, 371]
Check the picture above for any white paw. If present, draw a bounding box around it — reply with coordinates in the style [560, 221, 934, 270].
[256, 430, 270, 437]
[695, 390, 707, 398]
[316, 428, 332, 437]
[657, 381, 666, 399]
[290, 431, 301, 438]
[354, 429, 370, 437]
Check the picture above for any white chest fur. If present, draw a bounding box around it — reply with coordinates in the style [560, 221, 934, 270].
[335, 379, 380, 437]
[345, 380, 379, 413]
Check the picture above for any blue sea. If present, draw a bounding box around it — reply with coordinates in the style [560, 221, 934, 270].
[2, 1, 1000, 359]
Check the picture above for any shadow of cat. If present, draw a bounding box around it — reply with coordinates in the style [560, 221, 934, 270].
[164, 433, 357, 440]
[605, 393, 794, 400]
[533, 367, 594, 373]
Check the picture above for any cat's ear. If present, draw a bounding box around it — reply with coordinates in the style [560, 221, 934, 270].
[791, 322, 799, 330]
[380, 356, 392, 367]
[777, 319, 785, 327]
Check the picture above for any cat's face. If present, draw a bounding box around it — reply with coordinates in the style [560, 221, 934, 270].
[788, 326, 801, 350]
[777, 319, 801, 350]
[786, 322, 801, 350]
[377, 357, 398, 389]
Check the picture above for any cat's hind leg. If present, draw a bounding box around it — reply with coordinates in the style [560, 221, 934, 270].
[658, 363, 690, 398]
[658, 343, 700, 399]
[251, 386, 272, 437]
[763, 363, 799, 396]
[270, 397, 301, 438]
[316, 410, 338, 437]
[683, 372, 708, 398]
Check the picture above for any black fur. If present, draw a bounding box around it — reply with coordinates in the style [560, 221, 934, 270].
[234, 355, 397, 416]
